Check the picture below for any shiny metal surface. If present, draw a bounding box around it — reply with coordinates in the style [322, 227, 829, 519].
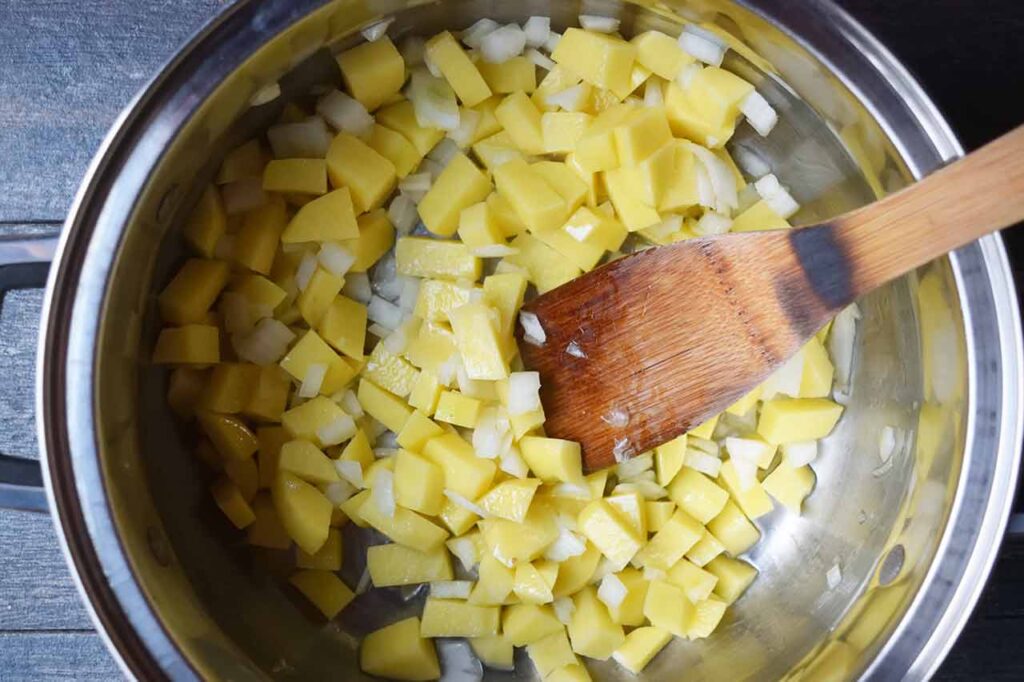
[36, 0, 1022, 681]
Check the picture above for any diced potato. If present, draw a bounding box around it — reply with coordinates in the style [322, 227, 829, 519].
[553, 542, 602, 597]
[552, 29, 636, 97]
[396, 410, 444, 452]
[425, 31, 492, 107]
[154, 324, 221, 365]
[614, 107, 672, 166]
[686, 529, 726, 567]
[467, 552, 514, 605]
[605, 568, 649, 626]
[482, 272, 528, 335]
[533, 64, 584, 110]
[562, 205, 628, 253]
[234, 198, 287, 274]
[667, 558, 718, 603]
[493, 157, 569, 234]
[216, 139, 265, 184]
[632, 30, 693, 80]
[727, 384, 762, 416]
[419, 153, 493, 237]
[520, 437, 583, 484]
[367, 543, 453, 586]
[160, 258, 231, 326]
[339, 489, 372, 528]
[279, 440, 339, 485]
[471, 96, 504, 142]
[668, 468, 729, 523]
[529, 628, 577, 677]
[657, 144, 700, 212]
[513, 561, 556, 604]
[569, 585, 626, 660]
[367, 124, 423, 178]
[281, 187, 359, 243]
[396, 236, 482, 280]
[364, 343, 419, 397]
[645, 500, 676, 532]
[706, 500, 760, 556]
[731, 199, 791, 232]
[326, 132, 397, 213]
[800, 337, 835, 398]
[762, 462, 816, 513]
[603, 166, 661, 232]
[458, 202, 505, 248]
[421, 432, 495, 499]
[478, 478, 542, 523]
[472, 131, 526, 170]
[502, 603, 564, 646]
[719, 459, 774, 519]
[470, 635, 514, 671]
[434, 390, 482, 428]
[605, 491, 647, 537]
[448, 303, 508, 380]
[281, 396, 351, 448]
[612, 626, 672, 674]
[542, 112, 593, 154]
[318, 296, 367, 361]
[688, 597, 728, 638]
[420, 597, 500, 638]
[263, 158, 327, 195]
[201, 363, 258, 414]
[211, 477, 256, 528]
[167, 367, 208, 419]
[377, 100, 446, 156]
[243, 366, 292, 423]
[505, 233, 582, 293]
[297, 527, 343, 570]
[479, 504, 559, 565]
[289, 569, 354, 618]
[394, 449, 445, 515]
[360, 494, 450, 552]
[346, 209, 396, 272]
[272, 471, 333, 555]
[495, 91, 546, 155]
[643, 579, 693, 637]
[408, 371, 444, 416]
[336, 36, 405, 111]
[257, 426, 289, 488]
[654, 435, 687, 486]
[438, 499, 479, 536]
[297, 268, 344, 327]
[688, 413, 719, 440]
[361, 617, 441, 681]
[574, 103, 634, 173]
[578, 499, 644, 567]
[414, 279, 476, 322]
[184, 185, 227, 258]
[198, 411, 258, 461]
[634, 508, 703, 570]
[280, 330, 358, 396]
[757, 398, 844, 444]
[247, 492, 291, 548]
[224, 456, 258, 502]
[706, 555, 758, 604]
[478, 56, 537, 94]
[357, 378, 413, 433]
[532, 161, 589, 215]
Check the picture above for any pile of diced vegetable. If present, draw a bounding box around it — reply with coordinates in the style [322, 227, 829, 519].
[154, 13, 855, 681]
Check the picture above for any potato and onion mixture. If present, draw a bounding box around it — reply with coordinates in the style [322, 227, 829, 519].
[155, 14, 851, 681]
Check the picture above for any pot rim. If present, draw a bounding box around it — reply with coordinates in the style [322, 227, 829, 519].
[36, 0, 1024, 679]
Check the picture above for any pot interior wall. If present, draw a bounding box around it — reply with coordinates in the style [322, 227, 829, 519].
[91, 0, 969, 679]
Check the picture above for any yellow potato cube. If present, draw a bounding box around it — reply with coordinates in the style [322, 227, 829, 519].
[211, 477, 255, 528]
[634, 508, 703, 570]
[339, 489, 371, 527]
[339, 428, 374, 468]
[529, 629, 577, 677]
[448, 303, 508, 380]
[168, 367, 207, 419]
[201, 363, 258, 414]
[337, 36, 405, 111]
[159, 258, 230, 325]
[198, 411, 258, 461]
[569, 585, 625, 660]
[654, 435, 687, 486]
[272, 471, 332, 554]
[153, 324, 220, 365]
[357, 378, 413, 433]
[280, 330, 357, 396]
[471, 130, 526, 171]
[553, 29, 636, 96]
[439, 499, 479, 536]
[548, 664, 593, 682]
[688, 413, 719, 439]
[495, 91, 546, 155]
[503, 603, 564, 646]
[688, 597, 728, 638]
[262, 158, 327, 195]
[757, 398, 844, 444]
[510, 406, 547, 440]
[553, 543, 602, 597]
[457, 202, 505, 248]
[280, 396, 349, 447]
[184, 184, 227, 258]
[719, 459, 774, 519]
[642, 579, 693, 637]
[645, 501, 676, 532]
[296, 526, 343, 570]
[318, 295, 367, 361]
[408, 372, 443, 416]
[281, 187, 359, 243]
[706, 500, 760, 556]
[800, 337, 835, 398]
[605, 568, 649, 626]
[414, 279, 476, 322]
[256, 426, 289, 488]
[520, 437, 584, 484]
[470, 635, 514, 671]
[478, 56, 537, 94]
[365, 343, 419, 398]
[396, 236, 482, 280]
[493, 157, 569, 233]
[706, 555, 758, 604]
[223, 456, 258, 502]
[360, 617, 440, 681]
[573, 103, 634, 173]
[632, 30, 694, 80]
[478, 478, 542, 523]
[762, 462, 816, 513]
[418, 152, 492, 237]
[360, 495, 450, 552]
[367, 124, 422, 178]
[505, 233, 582, 293]
[377, 100, 446, 156]
[345, 209, 396, 272]
[244, 365, 291, 423]
[578, 499, 644, 567]
[297, 268, 344, 327]
[393, 449, 445, 515]
[532, 64, 584, 110]
[667, 558, 718, 603]
[612, 626, 672, 674]
[626, 142, 678, 207]
[603, 166, 661, 232]
[614, 107, 672, 166]
[562, 205, 628, 255]
[423, 432, 497, 498]
[471, 96, 504, 142]
[656, 144, 700, 212]
[396, 410, 444, 452]
[434, 390, 482, 428]
[326, 132, 397, 213]
[247, 492, 291, 548]
[513, 561, 556, 604]
[482, 272, 528, 336]
[279, 439, 339, 485]
[216, 139, 265, 184]
[532, 161, 589, 215]
[229, 272, 287, 311]
[468, 553, 515, 605]
[542, 112, 593, 154]
[686, 529, 726, 568]
[405, 321, 457, 374]
[668, 468, 729, 523]
[727, 384, 763, 416]
[730, 199, 791, 232]
[605, 491, 647, 537]
[235, 198, 287, 274]
[367, 543, 453, 586]
[421, 597, 500, 638]
[479, 504, 559, 565]
[425, 31, 492, 106]
[664, 68, 753, 147]
[289, 569, 354, 619]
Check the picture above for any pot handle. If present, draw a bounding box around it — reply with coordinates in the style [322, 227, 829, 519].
[0, 236, 58, 513]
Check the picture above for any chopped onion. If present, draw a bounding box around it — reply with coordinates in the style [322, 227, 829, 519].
[339, 389, 364, 418]
[447, 108, 482, 148]
[676, 62, 702, 90]
[754, 173, 800, 219]
[684, 448, 722, 477]
[335, 459, 365, 488]
[565, 340, 587, 359]
[267, 117, 332, 158]
[507, 371, 542, 416]
[295, 252, 319, 291]
[632, 479, 670, 500]
[363, 417, 388, 443]
[317, 90, 374, 139]
[446, 536, 479, 571]
[367, 295, 404, 330]
[423, 51, 442, 78]
[399, 172, 433, 202]
[374, 447, 399, 459]
[597, 573, 628, 610]
[617, 451, 653, 480]
[222, 177, 267, 215]
[473, 407, 512, 459]
[695, 211, 733, 236]
[444, 490, 487, 517]
[829, 303, 861, 392]
[826, 563, 842, 589]
[355, 566, 372, 594]
[740, 90, 778, 137]
[761, 349, 804, 399]
[736, 183, 761, 214]
[546, 84, 588, 112]
[436, 353, 460, 387]
[550, 481, 593, 499]
[431, 580, 473, 599]
[298, 363, 327, 398]
[523, 16, 550, 47]
[678, 25, 727, 66]
[519, 311, 546, 346]
[544, 31, 562, 54]
[409, 69, 460, 131]
[480, 24, 526, 64]
[323, 480, 356, 505]
[783, 441, 818, 468]
[471, 244, 518, 258]
[233, 318, 295, 365]
[371, 469, 396, 518]
[387, 193, 420, 235]
[730, 456, 759, 492]
[544, 527, 588, 562]
[400, 35, 426, 65]
[579, 15, 620, 33]
[726, 436, 774, 470]
[878, 425, 907, 464]
[643, 566, 667, 581]
[643, 79, 664, 108]
[361, 17, 393, 42]
[398, 278, 421, 313]
[500, 445, 530, 478]
[526, 47, 555, 71]
[601, 407, 629, 428]
[318, 242, 356, 276]
[612, 438, 634, 463]
[461, 18, 500, 49]
[427, 137, 461, 167]
[249, 81, 281, 107]
[687, 142, 738, 214]
[553, 597, 576, 624]
[317, 414, 357, 446]
[592, 556, 627, 584]
[689, 436, 719, 456]
[342, 272, 373, 304]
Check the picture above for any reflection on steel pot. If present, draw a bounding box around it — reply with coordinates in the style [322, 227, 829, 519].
[15, 0, 1023, 679]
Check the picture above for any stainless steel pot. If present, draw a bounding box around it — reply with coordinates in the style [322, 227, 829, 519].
[2, 0, 1019, 679]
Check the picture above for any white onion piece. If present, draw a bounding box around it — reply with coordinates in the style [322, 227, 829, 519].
[730, 456, 759, 492]
[431, 581, 473, 599]
[676, 62, 702, 90]
[525, 47, 555, 71]
[267, 117, 332, 158]
[295, 253, 319, 291]
[361, 17, 393, 42]
[317, 90, 374, 139]
[298, 363, 327, 398]
[374, 447, 399, 460]
[550, 481, 593, 499]
[613, 438, 634, 463]
[397, 278, 420, 313]
[367, 295, 404, 330]
[423, 51, 442, 78]
[544, 526, 588, 562]
[500, 445, 530, 478]
[740, 90, 778, 136]
[687, 142, 738, 214]
[592, 556, 627, 584]
[335, 459, 365, 488]
[436, 353, 460, 387]
[678, 25, 728, 66]
[387, 193, 420, 235]
[447, 108, 481, 148]
[232, 318, 295, 365]
[323, 479, 356, 506]
[693, 161, 715, 210]
[694, 211, 732, 236]
[631, 479, 670, 500]
[761, 349, 805, 399]
[827, 563, 842, 590]
[643, 79, 664, 108]
[444, 490, 487, 517]
[507, 371, 542, 416]
[480, 24, 526, 64]
[519, 311, 546, 346]
[446, 536, 479, 572]
[597, 573, 627, 610]
[579, 15, 620, 33]
[546, 84, 588, 112]
[617, 451, 654, 480]
[544, 31, 562, 54]
[643, 566, 667, 582]
[399, 171, 432, 197]
[461, 18, 500, 49]
[400, 35, 426, 65]
[318, 242, 356, 276]
[523, 16, 550, 47]
[250, 82, 281, 107]
[553, 597, 576, 624]
[782, 441, 818, 468]
[601, 408, 629, 428]
[427, 137, 461, 166]
[565, 341, 587, 359]
[754, 173, 800, 219]
[342, 272, 373, 304]
[222, 177, 267, 215]
[371, 469, 396, 518]
[339, 389, 364, 418]
[471, 244, 518, 258]
[829, 303, 861, 393]
[317, 414, 357, 446]
[473, 407, 512, 459]
[684, 448, 722, 477]
[726, 437, 774, 470]
[409, 69, 460, 131]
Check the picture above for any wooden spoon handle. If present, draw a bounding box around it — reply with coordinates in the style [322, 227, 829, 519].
[834, 124, 1024, 294]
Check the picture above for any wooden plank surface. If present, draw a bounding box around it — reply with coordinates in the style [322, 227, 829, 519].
[0, 0, 1021, 680]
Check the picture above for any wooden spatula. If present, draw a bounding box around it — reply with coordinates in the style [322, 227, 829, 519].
[517, 125, 1024, 471]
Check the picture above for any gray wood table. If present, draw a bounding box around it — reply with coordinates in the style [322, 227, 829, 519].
[0, 1, 1020, 680]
